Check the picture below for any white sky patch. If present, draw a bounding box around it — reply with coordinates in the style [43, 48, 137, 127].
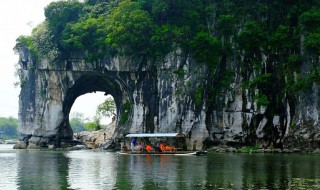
[0, 0, 53, 118]
[0, 0, 109, 122]
[70, 92, 113, 125]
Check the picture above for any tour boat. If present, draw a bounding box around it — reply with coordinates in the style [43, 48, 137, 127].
[118, 133, 207, 156]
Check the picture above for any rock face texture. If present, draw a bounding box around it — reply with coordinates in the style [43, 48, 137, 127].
[17, 46, 319, 150]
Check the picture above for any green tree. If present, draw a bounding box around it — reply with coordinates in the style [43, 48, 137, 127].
[150, 24, 182, 56]
[237, 21, 267, 54]
[85, 116, 102, 131]
[96, 97, 117, 119]
[295, 8, 320, 89]
[300, 8, 320, 56]
[69, 112, 87, 132]
[105, 0, 154, 54]
[190, 31, 221, 68]
[63, 15, 109, 61]
[45, 0, 85, 56]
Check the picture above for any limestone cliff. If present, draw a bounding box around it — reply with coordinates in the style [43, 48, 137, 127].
[16, 43, 320, 150]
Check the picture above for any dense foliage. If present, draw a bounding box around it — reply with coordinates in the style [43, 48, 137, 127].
[69, 112, 87, 132]
[70, 112, 104, 131]
[96, 97, 116, 118]
[15, 0, 320, 80]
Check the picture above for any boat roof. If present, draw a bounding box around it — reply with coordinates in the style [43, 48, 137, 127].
[125, 133, 184, 138]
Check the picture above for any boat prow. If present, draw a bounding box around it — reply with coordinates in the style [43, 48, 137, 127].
[195, 150, 207, 156]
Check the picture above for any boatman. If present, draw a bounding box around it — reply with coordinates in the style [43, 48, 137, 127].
[131, 138, 136, 152]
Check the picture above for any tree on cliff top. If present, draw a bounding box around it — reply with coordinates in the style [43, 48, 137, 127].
[15, 0, 320, 109]
[105, 0, 154, 54]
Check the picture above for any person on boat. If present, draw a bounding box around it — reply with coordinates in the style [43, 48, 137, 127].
[165, 145, 175, 152]
[153, 140, 161, 152]
[122, 144, 128, 151]
[131, 138, 136, 152]
[146, 144, 153, 153]
[135, 143, 143, 151]
[160, 143, 165, 152]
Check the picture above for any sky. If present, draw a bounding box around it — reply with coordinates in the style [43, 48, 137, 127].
[0, 0, 109, 123]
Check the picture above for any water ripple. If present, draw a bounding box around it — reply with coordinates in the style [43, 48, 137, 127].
[1, 145, 320, 189]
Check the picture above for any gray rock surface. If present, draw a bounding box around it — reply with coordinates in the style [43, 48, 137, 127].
[16, 46, 320, 150]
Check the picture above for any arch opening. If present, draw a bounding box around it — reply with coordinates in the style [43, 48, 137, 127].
[70, 92, 115, 132]
[59, 74, 129, 144]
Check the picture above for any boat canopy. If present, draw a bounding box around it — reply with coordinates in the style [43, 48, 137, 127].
[125, 133, 184, 138]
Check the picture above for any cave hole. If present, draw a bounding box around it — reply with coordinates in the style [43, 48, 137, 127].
[69, 92, 116, 133]
[60, 74, 127, 142]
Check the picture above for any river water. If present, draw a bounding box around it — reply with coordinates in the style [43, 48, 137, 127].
[1, 144, 320, 190]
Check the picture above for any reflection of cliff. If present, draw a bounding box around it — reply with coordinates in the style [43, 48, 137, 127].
[65, 151, 117, 189]
[10, 151, 320, 189]
[202, 154, 244, 188]
[115, 155, 208, 189]
[16, 151, 69, 190]
[0, 151, 18, 189]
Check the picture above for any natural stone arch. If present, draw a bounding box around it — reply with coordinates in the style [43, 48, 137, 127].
[58, 74, 130, 144]
[17, 47, 210, 150]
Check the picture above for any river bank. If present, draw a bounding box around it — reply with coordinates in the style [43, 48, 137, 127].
[13, 122, 116, 150]
[207, 145, 320, 154]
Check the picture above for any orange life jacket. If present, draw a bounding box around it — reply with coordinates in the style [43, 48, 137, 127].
[165, 145, 174, 151]
[146, 145, 152, 152]
[160, 144, 165, 152]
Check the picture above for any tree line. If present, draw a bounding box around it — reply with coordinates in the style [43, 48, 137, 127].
[15, 0, 320, 102]
[0, 116, 87, 139]
[0, 117, 19, 139]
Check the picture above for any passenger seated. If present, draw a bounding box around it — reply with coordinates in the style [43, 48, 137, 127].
[134, 144, 143, 151]
[160, 144, 165, 152]
[146, 144, 153, 153]
[122, 145, 128, 151]
[159, 144, 175, 152]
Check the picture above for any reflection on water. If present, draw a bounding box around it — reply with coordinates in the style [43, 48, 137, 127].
[0, 145, 18, 190]
[117, 155, 208, 189]
[16, 149, 68, 190]
[66, 150, 117, 189]
[1, 144, 320, 189]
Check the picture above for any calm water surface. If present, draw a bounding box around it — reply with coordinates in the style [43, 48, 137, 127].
[1, 144, 320, 190]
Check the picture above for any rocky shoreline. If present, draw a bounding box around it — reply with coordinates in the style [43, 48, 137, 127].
[13, 140, 320, 154]
[13, 120, 320, 153]
[14, 122, 116, 150]
[207, 145, 320, 154]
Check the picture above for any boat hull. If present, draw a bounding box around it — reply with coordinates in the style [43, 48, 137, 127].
[118, 150, 207, 156]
